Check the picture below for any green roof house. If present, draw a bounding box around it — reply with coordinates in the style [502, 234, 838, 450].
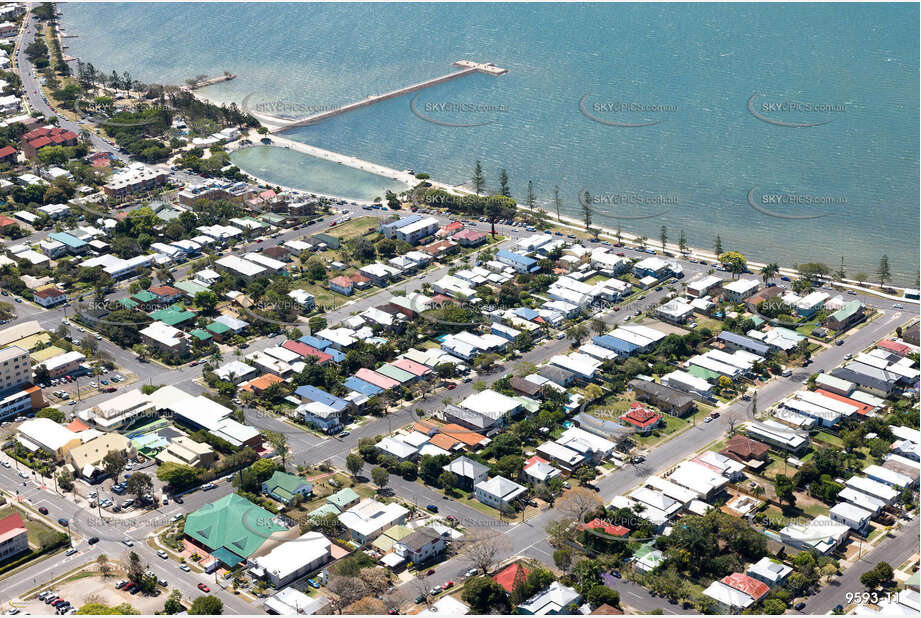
[261, 471, 313, 505]
[182, 493, 284, 567]
[308, 503, 341, 520]
[119, 298, 139, 310]
[132, 290, 159, 304]
[175, 280, 209, 297]
[149, 307, 197, 327]
[325, 487, 360, 511]
[376, 364, 416, 384]
[206, 321, 232, 338]
[190, 328, 213, 342]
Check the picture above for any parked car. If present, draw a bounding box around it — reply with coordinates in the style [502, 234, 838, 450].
[57, 518, 68, 527]
[88, 537, 99, 545]
[65, 548, 77, 556]
[157, 550, 168, 559]
[39, 506, 49, 515]
[425, 504, 438, 513]
[179, 564, 191, 572]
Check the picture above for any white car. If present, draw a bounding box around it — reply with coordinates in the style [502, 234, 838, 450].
[157, 550, 168, 559]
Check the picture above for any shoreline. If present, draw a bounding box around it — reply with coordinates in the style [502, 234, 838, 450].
[230, 135, 918, 300]
[58, 15, 919, 295]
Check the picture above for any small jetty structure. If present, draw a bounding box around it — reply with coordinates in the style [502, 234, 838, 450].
[261, 60, 507, 133]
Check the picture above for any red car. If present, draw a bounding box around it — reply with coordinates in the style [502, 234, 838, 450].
[445, 384, 456, 390]
[443, 581, 454, 589]
[425, 569, 435, 576]
[197, 583, 210, 593]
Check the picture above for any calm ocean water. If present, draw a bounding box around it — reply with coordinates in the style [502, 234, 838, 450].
[61, 3, 919, 283]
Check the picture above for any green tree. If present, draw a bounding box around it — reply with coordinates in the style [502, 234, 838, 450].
[461, 577, 510, 614]
[586, 586, 620, 609]
[678, 229, 687, 253]
[714, 234, 723, 256]
[553, 185, 562, 222]
[581, 191, 592, 230]
[498, 169, 510, 197]
[472, 160, 484, 195]
[762, 599, 787, 614]
[126, 472, 153, 504]
[659, 225, 668, 251]
[345, 453, 364, 477]
[774, 474, 796, 506]
[163, 590, 183, 614]
[371, 466, 389, 490]
[877, 254, 891, 286]
[103, 450, 127, 483]
[188, 595, 223, 615]
[525, 180, 535, 211]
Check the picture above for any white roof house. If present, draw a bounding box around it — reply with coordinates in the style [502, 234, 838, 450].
[170, 395, 233, 431]
[845, 475, 900, 504]
[215, 255, 267, 279]
[863, 464, 912, 489]
[549, 352, 602, 378]
[666, 461, 728, 498]
[837, 486, 886, 515]
[458, 390, 521, 421]
[418, 595, 469, 616]
[250, 531, 331, 588]
[375, 436, 419, 461]
[517, 582, 581, 615]
[338, 499, 410, 543]
[779, 515, 850, 554]
[746, 557, 793, 587]
[556, 426, 616, 460]
[722, 278, 760, 300]
[829, 502, 873, 532]
[475, 475, 527, 504]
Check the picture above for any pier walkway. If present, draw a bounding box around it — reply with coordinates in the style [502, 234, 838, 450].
[263, 60, 507, 133]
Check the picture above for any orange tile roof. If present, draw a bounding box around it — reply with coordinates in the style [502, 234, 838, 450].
[429, 433, 462, 451]
[66, 418, 91, 432]
[814, 389, 874, 416]
[440, 423, 487, 446]
[240, 373, 284, 392]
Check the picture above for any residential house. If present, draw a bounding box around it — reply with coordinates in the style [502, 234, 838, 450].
[262, 471, 313, 505]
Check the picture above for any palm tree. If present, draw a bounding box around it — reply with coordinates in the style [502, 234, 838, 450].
[760, 263, 780, 286]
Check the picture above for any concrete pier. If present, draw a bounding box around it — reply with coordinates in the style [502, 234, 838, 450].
[266, 60, 507, 133]
[186, 73, 237, 91]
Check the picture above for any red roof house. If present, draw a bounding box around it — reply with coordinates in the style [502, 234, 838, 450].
[578, 517, 630, 537]
[877, 339, 912, 357]
[0, 145, 17, 163]
[493, 562, 531, 593]
[282, 340, 332, 364]
[721, 573, 769, 602]
[619, 402, 662, 431]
